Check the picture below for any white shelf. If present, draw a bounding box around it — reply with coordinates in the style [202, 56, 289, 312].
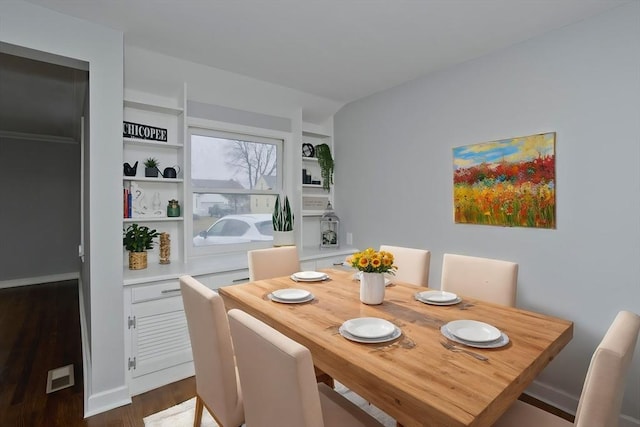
[302, 184, 323, 189]
[124, 217, 184, 223]
[124, 138, 183, 149]
[123, 177, 183, 183]
[124, 99, 183, 115]
[302, 210, 325, 217]
[302, 157, 319, 162]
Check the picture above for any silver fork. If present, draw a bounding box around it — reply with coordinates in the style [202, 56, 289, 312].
[440, 340, 489, 361]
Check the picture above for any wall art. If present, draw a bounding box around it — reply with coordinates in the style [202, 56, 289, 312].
[453, 132, 556, 229]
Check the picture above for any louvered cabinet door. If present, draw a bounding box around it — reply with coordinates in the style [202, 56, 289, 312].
[129, 295, 192, 378]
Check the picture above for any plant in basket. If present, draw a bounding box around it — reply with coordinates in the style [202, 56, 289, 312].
[123, 223, 160, 270]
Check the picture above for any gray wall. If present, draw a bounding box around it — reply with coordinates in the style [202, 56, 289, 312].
[335, 2, 640, 422]
[0, 137, 80, 280]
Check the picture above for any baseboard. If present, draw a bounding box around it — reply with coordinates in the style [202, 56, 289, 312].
[78, 280, 92, 418]
[0, 272, 79, 289]
[84, 385, 131, 418]
[526, 380, 640, 427]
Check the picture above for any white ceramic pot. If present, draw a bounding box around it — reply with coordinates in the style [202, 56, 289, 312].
[359, 272, 385, 304]
[273, 230, 295, 247]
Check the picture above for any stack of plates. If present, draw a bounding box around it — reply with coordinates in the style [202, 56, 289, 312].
[440, 319, 509, 348]
[353, 271, 393, 286]
[339, 317, 402, 343]
[291, 271, 329, 282]
[268, 288, 314, 304]
[415, 290, 461, 306]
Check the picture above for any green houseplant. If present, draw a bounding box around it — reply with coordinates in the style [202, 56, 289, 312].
[314, 143, 334, 191]
[144, 157, 160, 177]
[272, 195, 295, 246]
[123, 223, 160, 269]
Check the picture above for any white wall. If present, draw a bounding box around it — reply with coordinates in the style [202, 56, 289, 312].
[335, 2, 640, 423]
[0, 0, 127, 416]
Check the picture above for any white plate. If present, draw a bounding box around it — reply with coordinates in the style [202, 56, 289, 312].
[441, 325, 509, 348]
[339, 325, 402, 344]
[446, 320, 501, 343]
[418, 290, 458, 303]
[342, 317, 396, 339]
[415, 294, 462, 306]
[271, 288, 311, 301]
[353, 272, 393, 286]
[292, 271, 328, 281]
[268, 293, 315, 304]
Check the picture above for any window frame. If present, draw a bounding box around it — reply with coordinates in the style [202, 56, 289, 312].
[186, 119, 292, 258]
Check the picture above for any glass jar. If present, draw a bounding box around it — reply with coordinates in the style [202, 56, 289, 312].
[167, 199, 181, 217]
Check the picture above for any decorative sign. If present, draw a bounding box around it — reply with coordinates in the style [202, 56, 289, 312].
[453, 132, 556, 229]
[123, 121, 168, 142]
[303, 196, 330, 211]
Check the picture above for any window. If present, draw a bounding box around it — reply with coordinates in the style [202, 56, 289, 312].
[189, 127, 283, 255]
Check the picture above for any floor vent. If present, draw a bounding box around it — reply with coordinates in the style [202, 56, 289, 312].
[46, 364, 74, 394]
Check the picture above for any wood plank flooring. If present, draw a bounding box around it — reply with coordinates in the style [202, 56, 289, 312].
[0, 280, 572, 426]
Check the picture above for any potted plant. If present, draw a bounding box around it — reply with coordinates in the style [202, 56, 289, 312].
[314, 143, 334, 192]
[272, 194, 295, 247]
[347, 248, 397, 304]
[144, 157, 160, 177]
[123, 223, 160, 269]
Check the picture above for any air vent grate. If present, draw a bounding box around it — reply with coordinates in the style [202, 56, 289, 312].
[46, 364, 75, 394]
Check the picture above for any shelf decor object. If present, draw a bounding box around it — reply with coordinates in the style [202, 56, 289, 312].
[159, 232, 170, 264]
[123, 121, 168, 142]
[314, 143, 334, 191]
[144, 157, 160, 177]
[272, 194, 295, 247]
[320, 201, 340, 248]
[123, 223, 160, 270]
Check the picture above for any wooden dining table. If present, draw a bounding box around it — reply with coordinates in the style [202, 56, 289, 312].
[219, 268, 573, 427]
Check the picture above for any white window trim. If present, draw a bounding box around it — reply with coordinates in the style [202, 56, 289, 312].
[186, 117, 295, 259]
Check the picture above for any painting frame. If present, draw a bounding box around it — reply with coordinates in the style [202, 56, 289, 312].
[453, 132, 556, 229]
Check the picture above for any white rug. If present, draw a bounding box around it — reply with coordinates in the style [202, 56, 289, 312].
[143, 383, 395, 427]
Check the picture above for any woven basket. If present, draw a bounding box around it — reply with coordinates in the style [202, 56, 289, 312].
[128, 251, 148, 270]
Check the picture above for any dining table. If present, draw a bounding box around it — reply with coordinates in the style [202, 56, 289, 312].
[218, 268, 573, 427]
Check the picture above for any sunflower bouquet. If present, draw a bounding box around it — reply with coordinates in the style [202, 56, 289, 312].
[347, 248, 397, 275]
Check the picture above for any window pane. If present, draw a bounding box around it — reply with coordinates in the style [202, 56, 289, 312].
[191, 134, 279, 191]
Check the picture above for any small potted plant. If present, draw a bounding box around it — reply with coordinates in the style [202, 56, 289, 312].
[314, 143, 334, 192]
[347, 248, 397, 305]
[272, 194, 295, 247]
[144, 157, 160, 177]
[123, 223, 160, 269]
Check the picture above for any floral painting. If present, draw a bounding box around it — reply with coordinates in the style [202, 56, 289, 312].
[453, 132, 556, 229]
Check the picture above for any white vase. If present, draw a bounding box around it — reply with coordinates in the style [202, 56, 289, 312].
[273, 230, 295, 247]
[360, 272, 386, 305]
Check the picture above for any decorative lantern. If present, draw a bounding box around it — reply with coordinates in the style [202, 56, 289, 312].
[320, 201, 340, 248]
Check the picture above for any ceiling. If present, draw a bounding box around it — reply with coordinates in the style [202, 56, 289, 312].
[20, 0, 629, 104]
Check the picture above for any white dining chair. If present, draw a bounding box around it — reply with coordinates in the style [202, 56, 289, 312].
[247, 245, 334, 387]
[440, 253, 518, 306]
[247, 246, 300, 281]
[227, 309, 384, 427]
[179, 275, 244, 427]
[379, 245, 431, 286]
[494, 310, 640, 427]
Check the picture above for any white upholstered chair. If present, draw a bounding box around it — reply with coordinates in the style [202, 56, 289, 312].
[379, 245, 431, 286]
[227, 309, 384, 427]
[247, 246, 300, 281]
[494, 310, 640, 427]
[179, 275, 244, 427]
[247, 245, 334, 387]
[440, 253, 518, 306]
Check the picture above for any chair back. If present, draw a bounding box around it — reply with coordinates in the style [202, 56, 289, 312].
[574, 310, 640, 427]
[380, 245, 431, 286]
[179, 275, 243, 427]
[441, 253, 518, 306]
[228, 308, 324, 427]
[248, 246, 300, 281]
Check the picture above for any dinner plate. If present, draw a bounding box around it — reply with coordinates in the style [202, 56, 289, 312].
[291, 271, 328, 281]
[339, 325, 402, 344]
[271, 288, 311, 301]
[417, 290, 458, 303]
[268, 292, 315, 304]
[353, 272, 393, 286]
[342, 317, 396, 339]
[446, 320, 501, 343]
[414, 293, 462, 306]
[440, 324, 510, 349]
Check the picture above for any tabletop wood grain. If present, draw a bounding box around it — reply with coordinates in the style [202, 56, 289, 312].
[219, 268, 573, 427]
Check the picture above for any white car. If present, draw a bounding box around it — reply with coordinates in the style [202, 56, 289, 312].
[193, 214, 274, 246]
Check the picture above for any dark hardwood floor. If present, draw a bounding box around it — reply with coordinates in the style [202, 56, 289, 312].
[0, 281, 195, 427]
[0, 280, 573, 426]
